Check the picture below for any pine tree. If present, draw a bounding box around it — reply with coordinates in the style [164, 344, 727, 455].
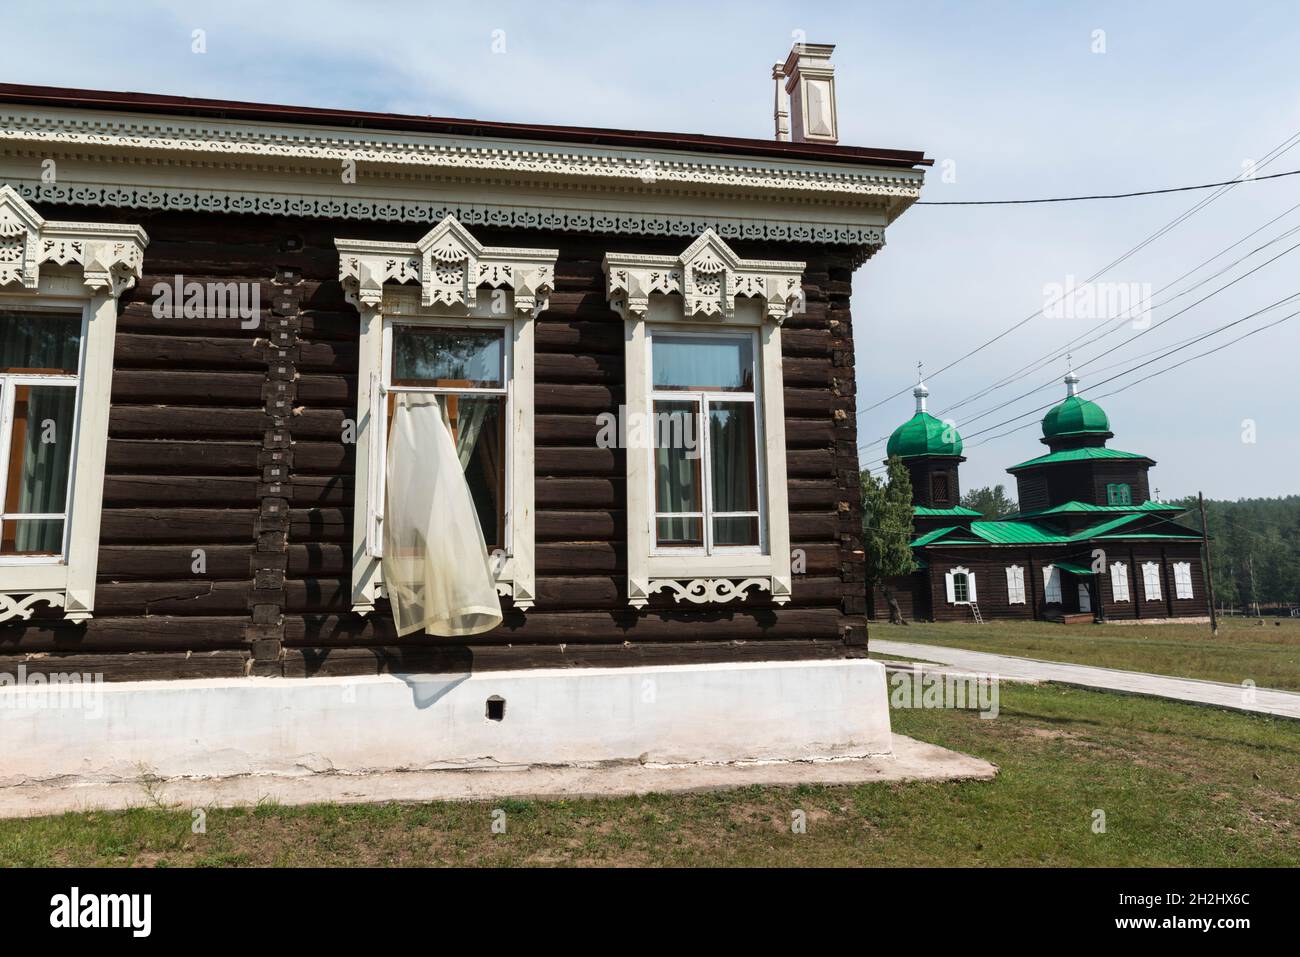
[861, 455, 916, 588]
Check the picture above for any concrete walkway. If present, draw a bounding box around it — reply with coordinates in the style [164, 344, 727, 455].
[871, 640, 1300, 720]
[0, 734, 995, 819]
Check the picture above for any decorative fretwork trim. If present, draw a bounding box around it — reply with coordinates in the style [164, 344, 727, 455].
[641, 577, 788, 607]
[8, 180, 889, 250]
[0, 109, 925, 202]
[0, 591, 66, 626]
[603, 229, 805, 323]
[336, 215, 557, 315]
[0, 186, 147, 296]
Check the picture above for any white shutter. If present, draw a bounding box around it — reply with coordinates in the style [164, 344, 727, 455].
[944, 569, 956, 604]
[1006, 565, 1025, 604]
[365, 371, 386, 558]
[967, 570, 978, 603]
[1111, 562, 1129, 602]
[1142, 562, 1162, 601]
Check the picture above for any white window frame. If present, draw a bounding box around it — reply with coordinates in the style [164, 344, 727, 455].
[1005, 564, 1026, 604]
[0, 187, 146, 624]
[338, 216, 556, 614]
[604, 230, 804, 608]
[1173, 561, 1194, 600]
[647, 326, 765, 558]
[1043, 564, 1063, 604]
[1142, 561, 1163, 601]
[945, 565, 976, 605]
[1110, 560, 1130, 602]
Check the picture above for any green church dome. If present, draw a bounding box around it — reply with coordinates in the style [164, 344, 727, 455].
[887, 412, 963, 458]
[1042, 373, 1110, 438]
[887, 380, 962, 458]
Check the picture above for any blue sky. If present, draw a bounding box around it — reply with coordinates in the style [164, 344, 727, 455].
[7, 0, 1298, 500]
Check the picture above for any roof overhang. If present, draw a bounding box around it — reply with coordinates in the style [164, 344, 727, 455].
[0, 84, 929, 254]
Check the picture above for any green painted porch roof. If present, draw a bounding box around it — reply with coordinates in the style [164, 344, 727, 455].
[1007, 446, 1152, 472]
[1053, 560, 1094, 575]
[913, 505, 983, 517]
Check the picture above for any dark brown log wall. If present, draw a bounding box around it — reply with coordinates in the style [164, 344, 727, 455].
[0, 209, 869, 679]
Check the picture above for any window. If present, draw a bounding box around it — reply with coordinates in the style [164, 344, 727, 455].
[0, 313, 80, 557]
[389, 324, 508, 550]
[650, 331, 761, 552]
[1005, 564, 1026, 604]
[1110, 561, 1130, 602]
[0, 188, 147, 624]
[945, 565, 976, 604]
[1043, 564, 1063, 604]
[1106, 483, 1132, 505]
[1173, 561, 1194, 599]
[1142, 562, 1162, 601]
[931, 472, 950, 506]
[338, 216, 557, 614]
[605, 230, 803, 608]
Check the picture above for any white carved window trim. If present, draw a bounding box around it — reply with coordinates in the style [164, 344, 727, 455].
[1110, 561, 1131, 602]
[603, 230, 804, 609]
[1141, 561, 1163, 601]
[1042, 564, 1063, 604]
[1005, 564, 1026, 604]
[0, 186, 147, 624]
[945, 566, 975, 605]
[337, 215, 556, 615]
[1172, 561, 1193, 600]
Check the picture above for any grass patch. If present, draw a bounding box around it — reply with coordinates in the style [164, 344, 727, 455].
[881, 618, 1300, 690]
[2, 683, 1296, 867]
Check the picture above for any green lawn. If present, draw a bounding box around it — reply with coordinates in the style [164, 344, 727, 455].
[877, 617, 1300, 691]
[2, 682, 1296, 866]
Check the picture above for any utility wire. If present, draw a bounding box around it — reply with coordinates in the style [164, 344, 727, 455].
[914, 168, 1300, 205]
[857, 128, 1300, 415]
[859, 225, 1300, 455]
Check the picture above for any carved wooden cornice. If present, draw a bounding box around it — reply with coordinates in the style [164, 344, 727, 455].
[603, 229, 805, 323]
[336, 215, 558, 316]
[0, 185, 147, 297]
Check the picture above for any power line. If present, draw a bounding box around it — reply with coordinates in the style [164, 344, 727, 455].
[859, 224, 1300, 456]
[914, 167, 1300, 205]
[863, 294, 1300, 477]
[857, 127, 1300, 415]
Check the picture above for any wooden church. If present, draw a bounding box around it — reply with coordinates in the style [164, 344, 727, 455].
[873, 371, 1208, 623]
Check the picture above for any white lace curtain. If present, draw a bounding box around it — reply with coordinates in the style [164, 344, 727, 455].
[382, 392, 503, 637]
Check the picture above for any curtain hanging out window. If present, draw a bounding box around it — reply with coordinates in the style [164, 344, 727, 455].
[382, 391, 502, 637]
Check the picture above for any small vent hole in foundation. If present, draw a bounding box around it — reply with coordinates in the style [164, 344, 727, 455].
[486, 696, 506, 721]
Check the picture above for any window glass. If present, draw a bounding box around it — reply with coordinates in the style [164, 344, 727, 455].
[653, 399, 702, 547]
[393, 326, 504, 388]
[388, 325, 508, 549]
[0, 312, 80, 373]
[652, 334, 753, 391]
[953, 573, 969, 602]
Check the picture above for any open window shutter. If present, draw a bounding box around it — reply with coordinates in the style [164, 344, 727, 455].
[1005, 566, 1017, 603]
[365, 371, 386, 558]
[967, 571, 977, 603]
[944, 570, 956, 603]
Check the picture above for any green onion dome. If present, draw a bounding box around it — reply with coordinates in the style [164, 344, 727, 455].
[886, 380, 963, 458]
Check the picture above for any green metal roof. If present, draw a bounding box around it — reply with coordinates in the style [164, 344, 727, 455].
[914, 505, 983, 517]
[910, 512, 1150, 548]
[1042, 394, 1110, 438]
[1007, 446, 1151, 471]
[1012, 499, 1184, 518]
[910, 525, 958, 547]
[886, 411, 962, 459]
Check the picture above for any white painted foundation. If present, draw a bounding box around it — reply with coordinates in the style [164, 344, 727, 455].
[0, 658, 892, 785]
